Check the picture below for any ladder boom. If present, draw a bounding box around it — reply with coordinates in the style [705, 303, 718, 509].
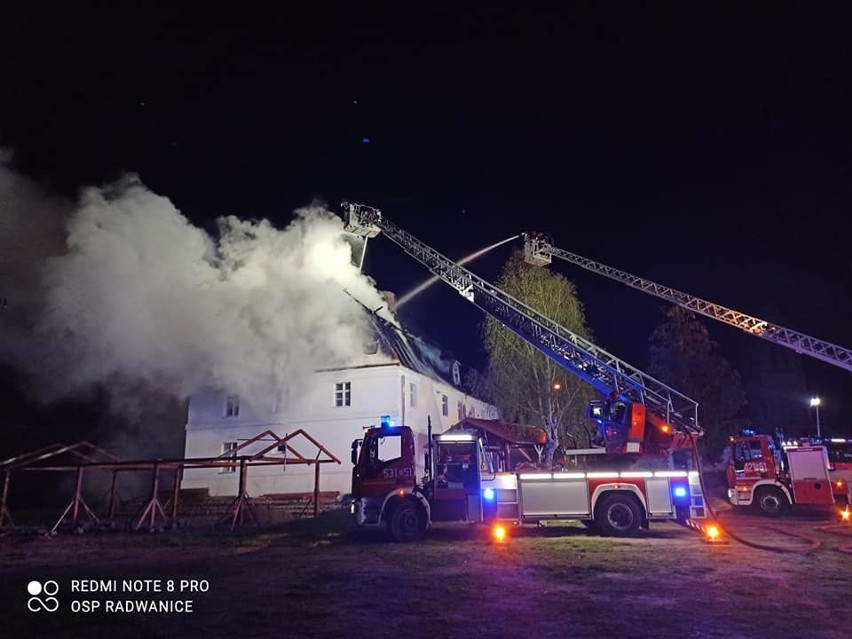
[342, 202, 700, 436]
[524, 234, 852, 373]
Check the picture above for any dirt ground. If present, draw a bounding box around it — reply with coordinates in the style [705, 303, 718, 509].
[1, 507, 851, 639]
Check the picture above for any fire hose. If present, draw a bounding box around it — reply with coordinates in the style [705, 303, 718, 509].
[686, 433, 851, 554]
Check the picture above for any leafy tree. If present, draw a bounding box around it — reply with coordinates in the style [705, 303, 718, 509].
[480, 251, 597, 466]
[648, 306, 747, 461]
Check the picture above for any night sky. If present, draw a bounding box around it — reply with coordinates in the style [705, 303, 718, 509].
[2, 4, 851, 433]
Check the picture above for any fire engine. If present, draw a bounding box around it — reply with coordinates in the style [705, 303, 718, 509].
[342, 202, 708, 542]
[825, 438, 852, 485]
[521, 233, 852, 517]
[724, 432, 850, 515]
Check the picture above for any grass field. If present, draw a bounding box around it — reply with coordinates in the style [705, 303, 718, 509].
[1, 509, 851, 638]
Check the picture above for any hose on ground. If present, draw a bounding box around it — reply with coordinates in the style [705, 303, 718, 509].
[685, 432, 828, 554]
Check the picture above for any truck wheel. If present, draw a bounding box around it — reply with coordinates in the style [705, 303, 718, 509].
[753, 487, 790, 516]
[595, 493, 642, 537]
[388, 500, 425, 542]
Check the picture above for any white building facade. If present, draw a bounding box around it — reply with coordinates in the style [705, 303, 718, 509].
[181, 325, 497, 499]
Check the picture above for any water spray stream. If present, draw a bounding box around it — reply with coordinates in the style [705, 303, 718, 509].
[395, 235, 520, 309]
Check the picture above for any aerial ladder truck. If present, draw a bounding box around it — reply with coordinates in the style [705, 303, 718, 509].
[342, 202, 708, 541]
[522, 233, 852, 514]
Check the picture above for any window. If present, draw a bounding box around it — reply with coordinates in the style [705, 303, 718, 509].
[409, 382, 417, 408]
[608, 401, 628, 424]
[363, 432, 404, 478]
[377, 435, 402, 463]
[733, 441, 765, 471]
[828, 442, 852, 466]
[457, 400, 464, 420]
[335, 382, 351, 407]
[221, 442, 238, 474]
[224, 395, 240, 418]
[441, 394, 448, 417]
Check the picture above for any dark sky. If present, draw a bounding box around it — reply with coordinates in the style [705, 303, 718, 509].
[2, 4, 851, 432]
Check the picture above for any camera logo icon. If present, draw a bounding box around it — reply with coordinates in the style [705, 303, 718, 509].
[27, 580, 59, 613]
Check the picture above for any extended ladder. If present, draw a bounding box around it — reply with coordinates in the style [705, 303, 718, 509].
[524, 233, 852, 373]
[342, 202, 700, 437]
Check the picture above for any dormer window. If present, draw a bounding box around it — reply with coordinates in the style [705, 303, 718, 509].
[224, 395, 240, 418]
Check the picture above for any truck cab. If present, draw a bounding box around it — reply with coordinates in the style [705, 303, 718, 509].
[350, 425, 496, 542]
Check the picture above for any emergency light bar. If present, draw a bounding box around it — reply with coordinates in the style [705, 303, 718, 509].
[518, 470, 695, 480]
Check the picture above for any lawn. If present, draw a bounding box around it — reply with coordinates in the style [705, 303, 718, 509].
[1, 509, 850, 639]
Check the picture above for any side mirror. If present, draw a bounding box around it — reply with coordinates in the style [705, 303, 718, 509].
[351, 439, 361, 465]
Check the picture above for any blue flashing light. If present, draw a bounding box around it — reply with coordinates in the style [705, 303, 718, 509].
[362, 137, 371, 144]
[672, 483, 690, 506]
[380, 415, 395, 428]
[483, 488, 496, 501]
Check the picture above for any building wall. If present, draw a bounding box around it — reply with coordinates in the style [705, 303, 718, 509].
[182, 364, 496, 498]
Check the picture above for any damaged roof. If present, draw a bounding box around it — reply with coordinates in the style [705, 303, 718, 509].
[369, 312, 466, 389]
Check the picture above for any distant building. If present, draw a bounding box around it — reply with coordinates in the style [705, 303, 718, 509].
[181, 313, 497, 498]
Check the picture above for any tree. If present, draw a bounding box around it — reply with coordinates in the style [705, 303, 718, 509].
[648, 306, 747, 461]
[480, 251, 597, 466]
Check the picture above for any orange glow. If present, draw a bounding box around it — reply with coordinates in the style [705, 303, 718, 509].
[492, 524, 507, 542]
[706, 525, 720, 540]
[841, 508, 851, 522]
[552, 382, 562, 391]
[660, 424, 672, 434]
[836, 481, 845, 488]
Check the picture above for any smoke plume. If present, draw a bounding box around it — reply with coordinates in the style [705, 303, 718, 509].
[0, 157, 393, 419]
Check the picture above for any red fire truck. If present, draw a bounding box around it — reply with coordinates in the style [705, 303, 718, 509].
[825, 438, 852, 485]
[351, 422, 704, 541]
[520, 233, 852, 518]
[343, 202, 708, 541]
[725, 433, 849, 515]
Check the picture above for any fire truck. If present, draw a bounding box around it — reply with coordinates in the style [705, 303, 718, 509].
[342, 202, 707, 541]
[825, 438, 852, 484]
[724, 432, 850, 515]
[521, 233, 852, 517]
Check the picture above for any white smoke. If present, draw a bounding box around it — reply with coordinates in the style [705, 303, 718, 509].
[0, 159, 394, 417]
[0, 151, 70, 325]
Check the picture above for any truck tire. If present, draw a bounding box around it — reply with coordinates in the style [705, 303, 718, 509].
[387, 500, 425, 542]
[753, 486, 790, 516]
[595, 493, 642, 537]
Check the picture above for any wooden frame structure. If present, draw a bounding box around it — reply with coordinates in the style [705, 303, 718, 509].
[0, 429, 340, 532]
